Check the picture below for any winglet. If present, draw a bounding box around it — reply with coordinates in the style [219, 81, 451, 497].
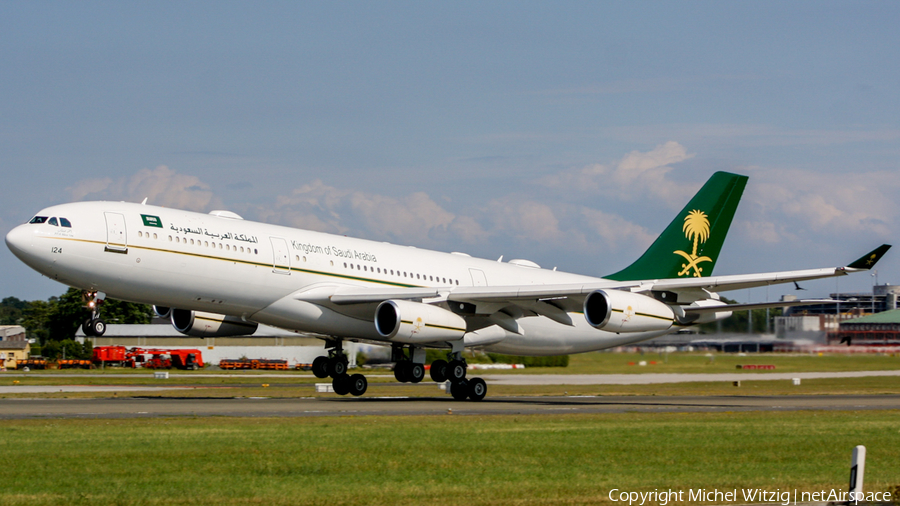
[846, 244, 891, 270]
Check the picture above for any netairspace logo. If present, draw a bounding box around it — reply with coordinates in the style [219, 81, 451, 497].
[607, 488, 893, 506]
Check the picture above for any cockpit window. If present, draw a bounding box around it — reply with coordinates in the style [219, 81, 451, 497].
[48, 217, 59, 226]
[29, 216, 48, 224]
[60, 218, 72, 228]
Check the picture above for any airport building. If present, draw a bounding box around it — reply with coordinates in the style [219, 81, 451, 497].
[775, 284, 900, 342]
[826, 309, 900, 346]
[75, 323, 354, 368]
[0, 325, 29, 368]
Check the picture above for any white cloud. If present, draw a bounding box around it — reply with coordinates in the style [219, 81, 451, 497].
[581, 208, 656, 250]
[538, 141, 697, 207]
[484, 198, 565, 243]
[67, 166, 220, 212]
[744, 167, 897, 240]
[254, 180, 488, 246]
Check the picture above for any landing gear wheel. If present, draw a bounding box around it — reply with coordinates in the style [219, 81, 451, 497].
[451, 379, 469, 401]
[394, 362, 410, 383]
[82, 319, 96, 337]
[468, 377, 487, 401]
[90, 318, 107, 337]
[447, 360, 467, 381]
[328, 357, 348, 378]
[408, 363, 425, 383]
[349, 374, 367, 396]
[332, 374, 351, 396]
[312, 356, 330, 379]
[429, 359, 447, 382]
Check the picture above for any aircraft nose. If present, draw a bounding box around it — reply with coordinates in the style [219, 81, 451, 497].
[5, 224, 33, 259]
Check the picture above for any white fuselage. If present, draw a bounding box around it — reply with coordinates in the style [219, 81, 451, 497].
[6, 201, 672, 355]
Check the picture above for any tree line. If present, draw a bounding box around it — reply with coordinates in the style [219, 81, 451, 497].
[1, 288, 151, 359]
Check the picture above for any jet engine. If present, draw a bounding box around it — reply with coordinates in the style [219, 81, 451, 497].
[152, 305, 172, 319]
[583, 290, 675, 333]
[375, 300, 467, 343]
[170, 309, 259, 337]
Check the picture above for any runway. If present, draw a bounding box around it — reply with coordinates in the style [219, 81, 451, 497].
[1, 394, 898, 419]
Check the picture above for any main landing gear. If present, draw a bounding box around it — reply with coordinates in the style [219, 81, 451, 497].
[311, 341, 487, 401]
[81, 291, 107, 337]
[312, 340, 367, 397]
[393, 345, 487, 401]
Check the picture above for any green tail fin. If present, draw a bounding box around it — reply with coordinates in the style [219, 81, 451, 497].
[606, 171, 748, 281]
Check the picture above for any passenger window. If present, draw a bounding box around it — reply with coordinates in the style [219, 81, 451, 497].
[29, 216, 48, 224]
[48, 217, 59, 226]
[60, 218, 72, 228]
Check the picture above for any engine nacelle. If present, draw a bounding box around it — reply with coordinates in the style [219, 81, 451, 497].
[583, 290, 675, 333]
[375, 300, 467, 344]
[170, 309, 259, 337]
[153, 305, 172, 319]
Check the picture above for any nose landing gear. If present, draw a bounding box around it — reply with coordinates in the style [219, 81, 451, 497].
[81, 291, 107, 337]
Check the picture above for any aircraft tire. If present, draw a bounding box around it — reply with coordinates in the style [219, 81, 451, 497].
[349, 374, 367, 396]
[91, 319, 107, 337]
[82, 319, 96, 337]
[468, 377, 487, 401]
[329, 357, 348, 378]
[333, 374, 351, 396]
[448, 360, 467, 381]
[429, 359, 447, 382]
[450, 379, 469, 401]
[312, 356, 330, 379]
[393, 362, 410, 383]
[409, 363, 425, 383]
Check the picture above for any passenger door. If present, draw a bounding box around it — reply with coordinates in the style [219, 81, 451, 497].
[270, 237, 291, 274]
[104, 212, 128, 253]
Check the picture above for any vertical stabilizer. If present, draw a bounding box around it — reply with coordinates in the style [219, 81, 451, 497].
[606, 171, 748, 281]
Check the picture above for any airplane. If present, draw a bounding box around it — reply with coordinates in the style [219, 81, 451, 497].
[5, 171, 890, 400]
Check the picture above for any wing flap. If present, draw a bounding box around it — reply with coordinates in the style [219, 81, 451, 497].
[683, 299, 836, 314]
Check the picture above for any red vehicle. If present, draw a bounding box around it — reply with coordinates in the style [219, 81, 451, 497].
[91, 346, 203, 370]
[92, 346, 128, 366]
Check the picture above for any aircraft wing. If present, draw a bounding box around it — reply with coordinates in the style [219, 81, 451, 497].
[647, 244, 891, 294]
[315, 245, 890, 320]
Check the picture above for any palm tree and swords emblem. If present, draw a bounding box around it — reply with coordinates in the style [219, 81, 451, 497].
[674, 210, 713, 277]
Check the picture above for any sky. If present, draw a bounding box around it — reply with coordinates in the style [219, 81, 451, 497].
[1, 1, 899, 303]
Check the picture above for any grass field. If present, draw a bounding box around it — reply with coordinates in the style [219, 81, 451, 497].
[496, 350, 900, 375]
[0, 411, 898, 506]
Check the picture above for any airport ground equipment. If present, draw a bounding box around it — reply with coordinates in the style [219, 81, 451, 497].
[219, 358, 288, 370]
[58, 359, 92, 369]
[15, 357, 48, 370]
[91, 346, 204, 370]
